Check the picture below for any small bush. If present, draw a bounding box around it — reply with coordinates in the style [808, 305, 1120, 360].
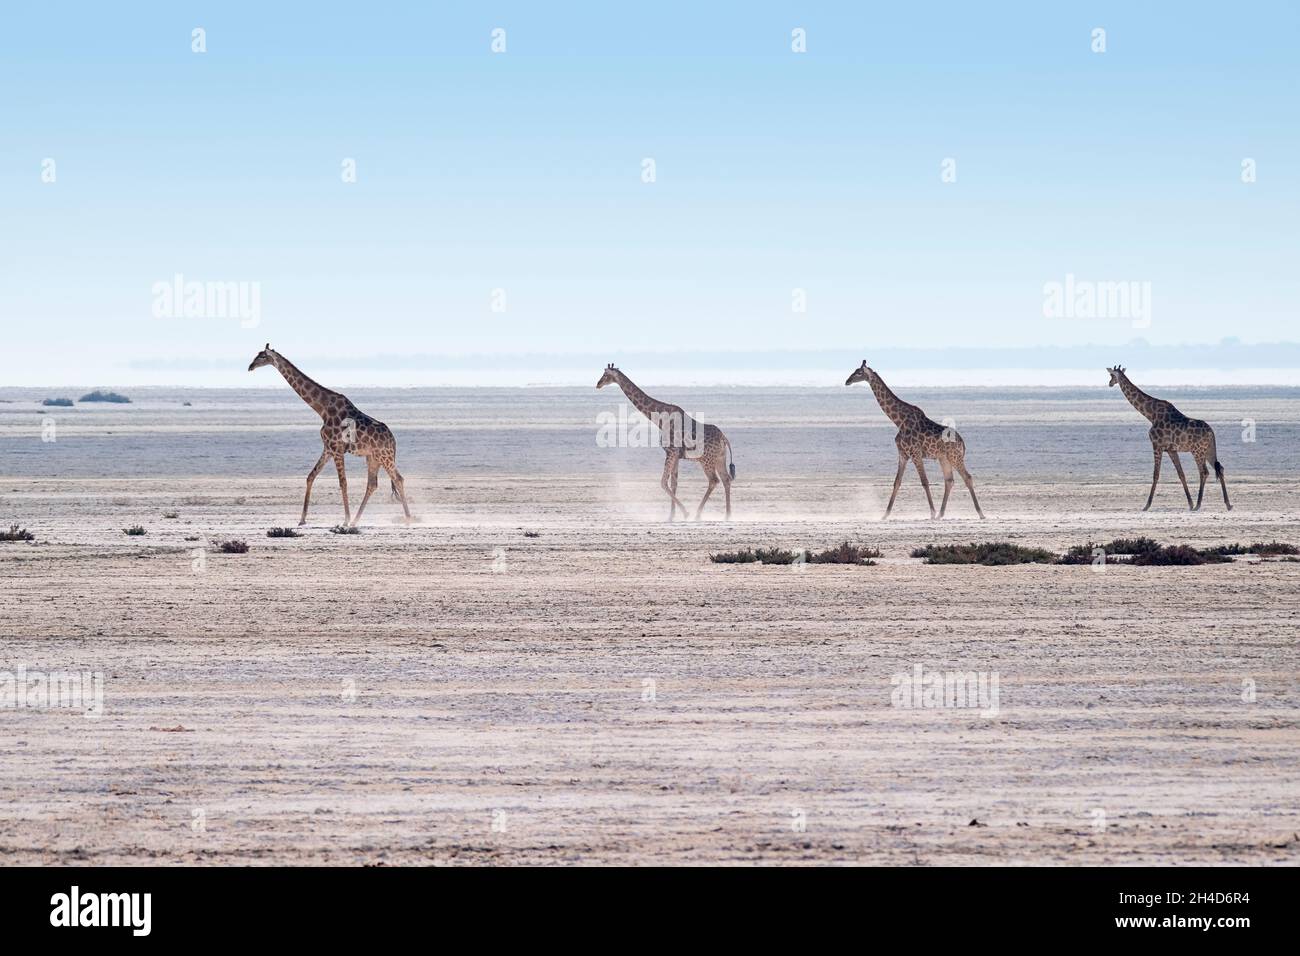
[1098, 537, 1163, 557]
[711, 547, 799, 564]
[913, 541, 1055, 566]
[753, 547, 800, 565]
[806, 541, 879, 565]
[1057, 543, 1113, 565]
[162, 510, 179, 519]
[42, 397, 73, 407]
[214, 539, 249, 554]
[122, 525, 146, 536]
[266, 527, 302, 538]
[710, 548, 759, 564]
[523, 530, 541, 538]
[1203, 541, 1298, 557]
[1130, 545, 1229, 566]
[0, 525, 35, 542]
[330, 525, 360, 535]
[79, 389, 131, 403]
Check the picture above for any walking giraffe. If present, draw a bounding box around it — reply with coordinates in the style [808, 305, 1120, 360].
[596, 364, 735, 520]
[1107, 365, 1231, 511]
[248, 345, 412, 526]
[846, 361, 984, 520]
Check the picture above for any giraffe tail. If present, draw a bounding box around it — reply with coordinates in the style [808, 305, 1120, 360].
[1209, 435, 1224, 478]
[725, 438, 736, 479]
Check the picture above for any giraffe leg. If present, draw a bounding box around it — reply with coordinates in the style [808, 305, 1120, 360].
[334, 452, 351, 526]
[694, 466, 720, 521]
[914, 457, 936, 519]
[882, 453, 907, 520]
[956, 463, 984, 519]
[1142, 446, 1162, 511]
[300, 449, 330, 526]
[1168, 451, 1193, 510]
[1215, 460, 1232, 510]
[661, 452, 687, 521]
[938, 458, 955, 519]
[721, 467, 732, 520]
[351, 456, 380, 526]
[385, 462, 412, 521]
[1193, 457, 1207, 511]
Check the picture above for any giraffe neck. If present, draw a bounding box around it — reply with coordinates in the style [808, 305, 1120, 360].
[270, 352, 336, 418]
[613, 371, 679, 422]
[865, 370, 911, 427]
[1116, 373, 1162, 421]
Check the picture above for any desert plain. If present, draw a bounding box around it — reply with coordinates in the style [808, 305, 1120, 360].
[2, 469, 1298, 865]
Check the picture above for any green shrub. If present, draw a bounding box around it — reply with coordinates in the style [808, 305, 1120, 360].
[806, 542, 879, 565]
[710, 549, 757, 563]
[79, 389, 131, 403]
[1202, 541, 1298, 557]
[1130, 545, 1229, 566]
[913, 541, 1055, 566]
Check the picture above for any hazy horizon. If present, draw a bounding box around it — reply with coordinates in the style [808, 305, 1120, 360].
[3, 338, 1299, 389]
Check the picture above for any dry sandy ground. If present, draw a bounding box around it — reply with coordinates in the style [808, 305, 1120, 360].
[2, 473, 1298, 865]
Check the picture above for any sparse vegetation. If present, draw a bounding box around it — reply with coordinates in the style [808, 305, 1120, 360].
[1058, 538, 1282, 565]
[122, 525, 146, 536]
[266, 527, 302, 538]
[710, 547, 798, 564]
[1202, 540, 1299, 557]
[214, 539, 249, 554]
[806, 542, 879, 565]
[79, 389, 131, 403]
[912, 541, 1055, 565]
[523, 530, 541, 538]
[0, 525, 35, 542]
[330, 525, 360, 535]
[41, 397, 73, 407]
[1129, 544, 1230, 566]
[711, 543, 878, 566]
[162, 510, 179, 519]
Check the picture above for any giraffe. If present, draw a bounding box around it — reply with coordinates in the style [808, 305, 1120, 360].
[248, 344, 412, 526]
[846, 361, 984, 520]
[1107, 365, 1231, 511]
[596, 364, 735, 521]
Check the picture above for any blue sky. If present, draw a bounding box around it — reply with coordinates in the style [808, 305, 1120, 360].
[1, 2, 1297, 385]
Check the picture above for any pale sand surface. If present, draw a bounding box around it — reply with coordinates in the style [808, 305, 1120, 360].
[2, 471, 1297, 865]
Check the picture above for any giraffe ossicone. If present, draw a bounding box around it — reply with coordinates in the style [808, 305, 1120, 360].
[248, 345, 413, 527]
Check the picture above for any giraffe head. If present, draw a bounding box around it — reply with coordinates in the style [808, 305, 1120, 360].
[596, 363, 618, 389]
[1106, 365, 1126, 387]
[845, 360, 871, 386]
[248, 344, 274, 372]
